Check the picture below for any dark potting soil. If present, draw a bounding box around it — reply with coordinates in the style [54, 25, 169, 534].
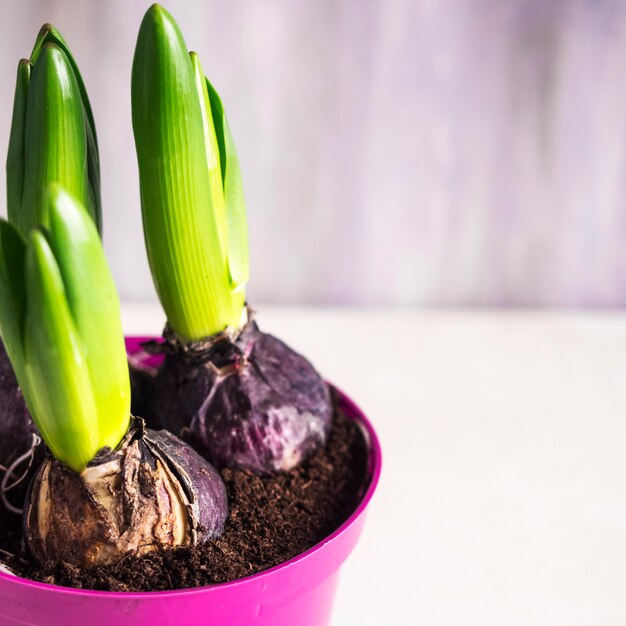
[0, 398, 369, 591]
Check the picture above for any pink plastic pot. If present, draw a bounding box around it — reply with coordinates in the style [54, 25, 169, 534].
[0, 337, 381, 626]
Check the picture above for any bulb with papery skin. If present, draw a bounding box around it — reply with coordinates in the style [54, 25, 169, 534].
[24, 419, 227, 567]
[147, 318, 332, 475]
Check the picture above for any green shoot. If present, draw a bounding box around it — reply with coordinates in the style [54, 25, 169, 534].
[206, 79, 249, 290]
[0, 186, 129, 472]
[7, 26, 101, 236]
[131, 4, 248, 341]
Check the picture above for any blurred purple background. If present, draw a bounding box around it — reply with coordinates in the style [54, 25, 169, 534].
[1, 0, 625, 307]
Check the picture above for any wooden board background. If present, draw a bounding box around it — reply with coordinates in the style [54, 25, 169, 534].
[1, 0, 624, 306]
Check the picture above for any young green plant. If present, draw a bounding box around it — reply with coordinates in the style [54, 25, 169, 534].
[132, 6, 246, 341]
[0, 186, 227, 567]
[132, 4, 331, 474]
[0, 186, 127, 471]
[1, 23, 102, 513]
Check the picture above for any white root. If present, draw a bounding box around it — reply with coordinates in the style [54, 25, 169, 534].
[0, 433, 41, 514]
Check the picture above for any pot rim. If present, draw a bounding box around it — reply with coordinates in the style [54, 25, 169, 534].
[0, 339, 382, 598]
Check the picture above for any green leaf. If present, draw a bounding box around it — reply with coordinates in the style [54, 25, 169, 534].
[205, 79, 226, 185]
[223, 118, 249, 289]
[6, 60, 30, 225]
[0, 188, 131, 473]
[23, 228, 99, 473]
[46, 185, 129, 451]
[17, 43, 89, 235]
[0, 221, 27, 372]
[84, 101, 102, 235]
[29, 25, 104, 235]
[30, 24, 98, 153]
[190, 53, 227, 255]
[207, 79, 250, 289]
[8, 28, 102, 236]
[132, 4, 242, 341]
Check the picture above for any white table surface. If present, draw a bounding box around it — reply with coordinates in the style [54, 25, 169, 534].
[121, 305, 626, 626]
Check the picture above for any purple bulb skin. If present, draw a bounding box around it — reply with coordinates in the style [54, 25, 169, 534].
[143, 427, 228, 541]
[0, 342, 37, 466]
[0, 341, 42, 511]
[147, 319, 332, 475]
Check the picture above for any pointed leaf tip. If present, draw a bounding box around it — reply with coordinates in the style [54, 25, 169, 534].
[139, 2, 178, 38]
[146, 3, 170, 22]
[18, 23, 102, 235]
[19, 38, 90, 235]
